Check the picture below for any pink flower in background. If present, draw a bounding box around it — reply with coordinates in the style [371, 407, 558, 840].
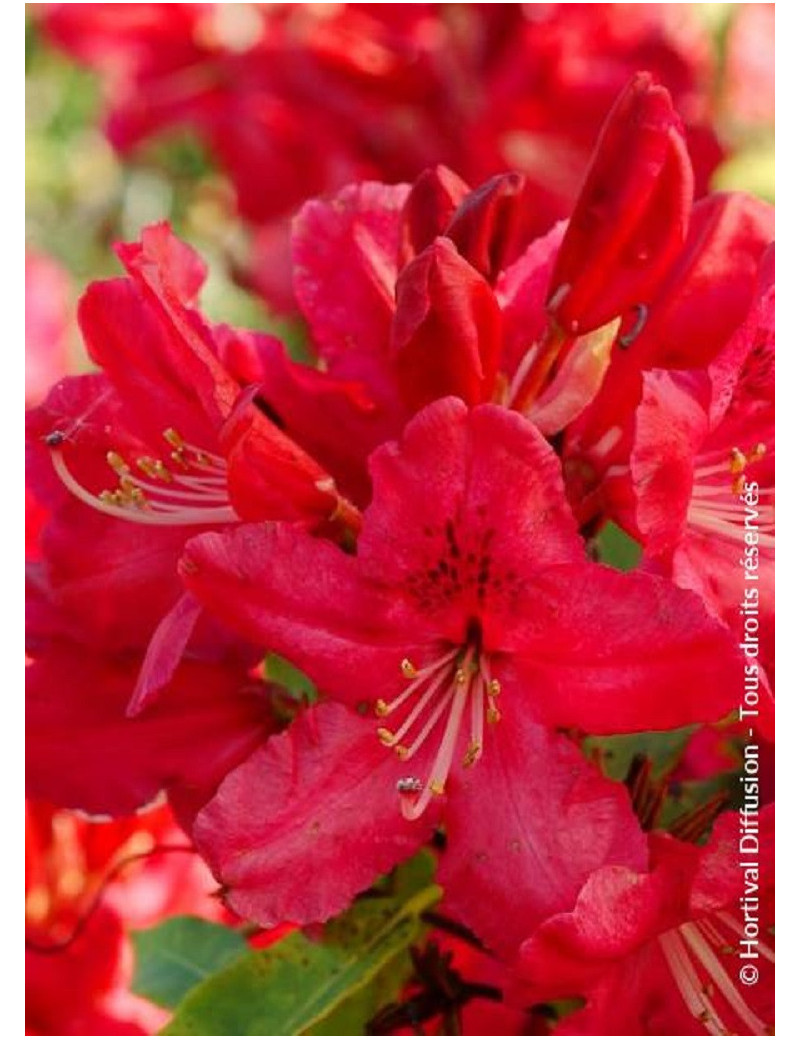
[26, 252, 71, 407]
[721, 4, 775, 129]
[40, 3, 725, 310]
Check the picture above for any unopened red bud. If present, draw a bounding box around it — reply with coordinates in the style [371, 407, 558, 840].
[444, 171, 528, 284]
[398, 165, 470, 266]
[391, 238, 502, 410]
[547, 72, 694, 335]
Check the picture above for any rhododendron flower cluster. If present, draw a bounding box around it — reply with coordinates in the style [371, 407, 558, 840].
[26, 17, 775, 1036]
[39, 2, 739, 310]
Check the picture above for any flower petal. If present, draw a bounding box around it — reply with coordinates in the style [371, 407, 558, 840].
[390, 239, 503, 409]
[438, 711, 647, 955]
[292, 181, 409, 396]
[194, 703, 431, 926]
[360, 398, 584, 640]
[180, 523, 426, 708]
[510, 563, 741, 733]
[26, 646, 273, 820]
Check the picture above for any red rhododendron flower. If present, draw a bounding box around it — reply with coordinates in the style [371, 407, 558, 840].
[178, 399, 741, 951]
[544, 71, 693, 338]
[630, 252, 775, 692]
[28, 223, 353, 530]
[515, 806, 775, 1035]
[291, 167, 619, 441]
[25, 222, 374, 705]
[561, 192, 774, 528]
[288, 77, 771, 472]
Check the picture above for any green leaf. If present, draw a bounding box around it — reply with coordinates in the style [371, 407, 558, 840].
[585, 726, 696, 783]
[264, 652, 318, 705]
[659, 769, 743, 834]
[593, 521, 643, 572]
[131, 916, 249, 1010]
[161, 853, 441, 1036]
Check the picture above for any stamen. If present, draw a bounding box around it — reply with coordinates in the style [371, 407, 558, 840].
[106, 451, 130, 476]
[687, 503, 775, 548]
[659, 930, 727, 1034]
[163, 428, 184, 450]
[378, 644, 503, 818]
[50, 444, 238, 527]
[680, 923, 767, 1034]
[486, 703, 501, 724]
[402, 672, 471, 822]
[399, 683, 457, 761]
[464, 673, 484, 768]
[729, 448, 748, 475]
[375, 648, 460, 719]
[401, 658, 418, 678]
[716, 910, 775, 964]
[138, 456, 178, 483]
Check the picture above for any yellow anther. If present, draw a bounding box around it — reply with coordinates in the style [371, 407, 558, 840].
[137, 457, 172, 482]
[119, 476, 137, 494]
[395, 745, 410, 760]
[455, 668, 467, 686]
[750, 442, 766, 461]
[192, 450, 212, 467]
[129, 487, 148, 508]
[163, 428, 185, 450]
[462, 742, 481, 768]
[377, 727, 394, 745]
[374, 699, 389, 717]
[106, 451, 129, 475]
[488, 678, 501, 696]
[429, 781, 446, 796]
[136, 457, 159, 478]
[99, 490, 115, 505]
[400, 658, 417, 679]
[487, 705, 502, 724]
[732, 474, 745, 496]
[170, 450, 189, 470]
[729, 447, 747, 475]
